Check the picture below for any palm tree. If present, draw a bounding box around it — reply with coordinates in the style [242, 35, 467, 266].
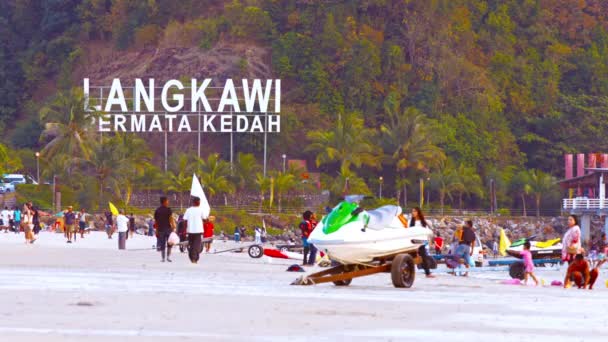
[325, 165, 371, 198]
[255, 172, 271, 212]
[527, 169, 556, 217]
[381, 96, 445, 207]
[272, 171, 296, 212]
[167, 171, 191, 210]
[0, 143, 22, 174]
[39, 88, 100, 163]
[233, 153, 261, 191]
[454, 163, 484, 210]
[197, 154, 235, 202]
[510, 170, 532, 217]
[165, 153, 195, 209]
[429, 159, 462, 214]
[112, 134, 153, 207]
[87, 138, 128, 207]
[306, 111, 381, 171]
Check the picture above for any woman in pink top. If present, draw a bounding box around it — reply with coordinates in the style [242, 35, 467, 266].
[562, 215, 581, 264]
[520, 241, 539, 286]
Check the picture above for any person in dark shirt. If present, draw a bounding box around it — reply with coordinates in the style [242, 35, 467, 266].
[154, 196, 174, 262]
[105, 211, 114, 239]
[128, 213, 135, 239]
[455, 219, 476, 276]
[64, 206, 76, 244]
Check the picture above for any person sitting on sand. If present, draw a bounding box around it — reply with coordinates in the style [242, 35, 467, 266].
[564, 254, 598, 290]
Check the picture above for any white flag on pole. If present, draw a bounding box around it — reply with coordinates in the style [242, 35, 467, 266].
[191, 173, 210, 218]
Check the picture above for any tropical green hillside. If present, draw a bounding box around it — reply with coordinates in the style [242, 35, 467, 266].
[2, 0, 608, 214]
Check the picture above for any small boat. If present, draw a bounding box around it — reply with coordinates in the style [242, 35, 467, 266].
[308, 198, 432, 264]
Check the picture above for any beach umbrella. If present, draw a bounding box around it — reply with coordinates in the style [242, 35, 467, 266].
[190, 173, 210, 218]
[108, 202, 119, 216]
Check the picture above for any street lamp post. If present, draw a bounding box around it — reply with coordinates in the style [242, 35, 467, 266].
[379, 176, 383, 199]
[282, 154, 287, 173]
[35, 152, 40, 184]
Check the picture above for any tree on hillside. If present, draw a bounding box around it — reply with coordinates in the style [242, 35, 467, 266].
[111, 134, 152, 207]
[167, 153, 195, 210]
[232, 153, 261, 191]
[323, 165, 371, 199]
[86, 137, 128, 208]
[197, 154, 235, 203]
[527, 169, 556, 218]
[381, 96, 445, 207]
[510, 170, 532, 217]
[255, 172, 271, 212]
[429, 159, 462, 214]
[306, 111, 380, 171]
[454, 163, 484, 210]
[0, 143, 22, 175]
[39, 88, 99, 163]
[271, 171, 296, 212]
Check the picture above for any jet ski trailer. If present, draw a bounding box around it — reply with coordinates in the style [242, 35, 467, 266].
[291, 247, 423, 288]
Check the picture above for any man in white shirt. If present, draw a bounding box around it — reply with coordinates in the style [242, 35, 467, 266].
[116, 209, 129, 250]
[1, 207, 12, 233]
[183, 197, 207, 264]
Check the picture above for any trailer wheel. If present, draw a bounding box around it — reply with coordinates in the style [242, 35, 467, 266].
[248, 245, 264, 258]
[509, 261, 525, 280]
[333, 279, 352, 286]
[391, 254, 416, 288]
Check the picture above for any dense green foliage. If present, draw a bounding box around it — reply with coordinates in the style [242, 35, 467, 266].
[4, 0, 606, 213]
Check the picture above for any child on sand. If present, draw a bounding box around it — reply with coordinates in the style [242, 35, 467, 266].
[520, 241, 539, 286]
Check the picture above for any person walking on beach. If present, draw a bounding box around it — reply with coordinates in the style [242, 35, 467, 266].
[32, 206, 42, 238]
[22, 205, 34, 244]
[116, 209, 129, 250]
[12, 206, 21, 234]
[154, 196, 174, 262]
[177, 214, 187, 253]
[203, 216, 214, 253]
[78, 208, 87, 239]
[234, 226, 241, 242]
[562, 215, 581, 264]
[104, 210, 114, 239]
[128, 213, 135, 239]
[519, 241, 539, 286]
[147, 218, 155, 237]
[183, 196, 207, 264]
[564, 254, 598, 289]
[64, 206, 76, 244]
[409, 207, 435, 278]
[254, 226, 262, 244]
[455, 219, 476, 276]
[1, 206, 11, 233]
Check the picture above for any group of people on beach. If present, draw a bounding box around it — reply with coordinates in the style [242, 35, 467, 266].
[1, 203, 45, 244]
[151, 196, 214, 264]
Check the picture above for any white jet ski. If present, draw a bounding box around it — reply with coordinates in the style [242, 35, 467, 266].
[308, 198, 433, 264]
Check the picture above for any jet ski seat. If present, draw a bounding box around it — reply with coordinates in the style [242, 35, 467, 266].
[366, 205, 402, 230]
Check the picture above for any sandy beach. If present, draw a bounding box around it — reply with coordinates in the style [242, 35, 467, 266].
[0, 231, 606, 342]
